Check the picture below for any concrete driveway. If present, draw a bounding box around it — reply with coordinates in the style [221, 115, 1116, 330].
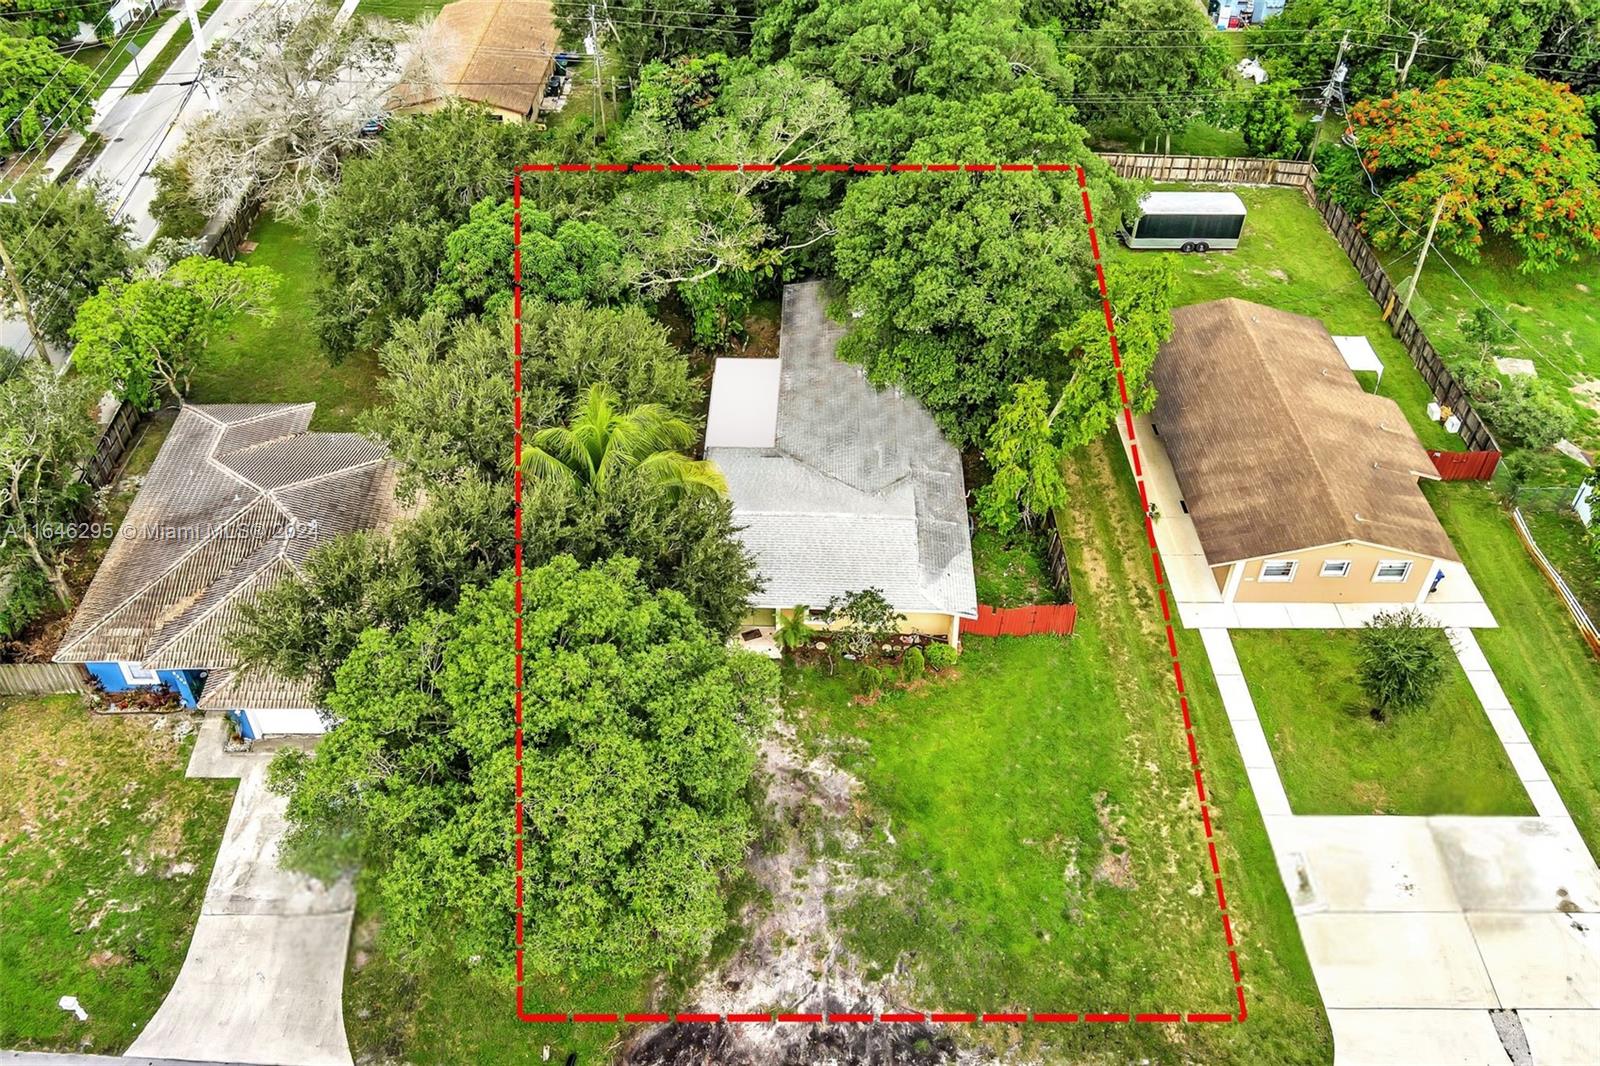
[126, 721, 354, 1066]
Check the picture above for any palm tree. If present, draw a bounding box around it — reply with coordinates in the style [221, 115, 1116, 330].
[773, 605, 816, 655]
[521, 384, 727, 498]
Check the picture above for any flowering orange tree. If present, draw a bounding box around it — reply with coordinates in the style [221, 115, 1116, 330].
[1342, 67, 1600, 273]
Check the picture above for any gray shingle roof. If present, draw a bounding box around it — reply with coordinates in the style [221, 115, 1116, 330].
[55, 405, 401, 694]
[707, 282, 977, 618]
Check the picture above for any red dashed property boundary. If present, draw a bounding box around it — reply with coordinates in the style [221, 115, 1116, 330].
[510, 161, 1248, 1028]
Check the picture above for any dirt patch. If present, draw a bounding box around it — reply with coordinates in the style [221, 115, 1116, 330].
[1091, 791, 1135, 890]
[86, 949, 126, 970]
[1570, 379, 1600, 413]
[623, 720, 995, 1066]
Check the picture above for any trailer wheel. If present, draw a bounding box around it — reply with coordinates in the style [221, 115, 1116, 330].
[1179, 242, 1195, 253]
[1195, 241, 1210, 253]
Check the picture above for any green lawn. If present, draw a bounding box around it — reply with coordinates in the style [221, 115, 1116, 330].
[126, 0, 224, 96]
[1233, 630, 1532, 816]
[1112, 185, 1460, 452]
[0, 698, 235, 1053]
[1426, 481, 1600, 856]
[1095, 120, 1247, 157]
[1378, 241, 1600, 448]
[970, 527, 1055, 607]
[71, 9, 182, 98]
[784, 440, 1330, 1064]
[189, 217, 383, 430]
[357, 0, 448, 21]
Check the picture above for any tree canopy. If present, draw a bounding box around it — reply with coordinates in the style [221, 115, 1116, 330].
[0, 34, 93, 151]
[831, 83, 1132, 444]
[71, 257, 279, 409]
[268, 559, 777, 976]
[1323, 67, 1600, 272]
[0, 178, 134, 347]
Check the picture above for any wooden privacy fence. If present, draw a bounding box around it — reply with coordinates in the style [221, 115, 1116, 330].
[962, 603, 1079, 638]
[83, 397, 143, 487]
[1430, 450, 1502, 481]
[1511, 508, 1600, 658]
[0, 662, 91, 695]
[1097, 152, 1502, 467]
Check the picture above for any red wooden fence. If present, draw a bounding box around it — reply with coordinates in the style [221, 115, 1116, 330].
[961, 603, 1079, 638]
[1429, 450, 1501, 481]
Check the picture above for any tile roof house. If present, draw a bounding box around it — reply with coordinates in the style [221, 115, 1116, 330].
[54, 404, 400, 738]
[390, 0, 559, 123]
[705, 282, 978, 645]
[1151, 298, 1459, 606]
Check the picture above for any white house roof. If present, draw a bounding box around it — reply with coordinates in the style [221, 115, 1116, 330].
[1138, 190, 1247, 216]
[55, 405, 401, 690]
[705, 357, 781, 448]
[706, 282, 978, 619]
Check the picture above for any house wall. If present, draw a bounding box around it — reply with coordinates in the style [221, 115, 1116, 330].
[85, 662, 205, 707]
[1227, 542, 1438, 604]
[397, 97, 532, 124]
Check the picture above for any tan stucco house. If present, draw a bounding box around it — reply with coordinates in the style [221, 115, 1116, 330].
[1151, 298, 1459, 607]
[705, 282, 978, 646]
[390, 0, 558, 124]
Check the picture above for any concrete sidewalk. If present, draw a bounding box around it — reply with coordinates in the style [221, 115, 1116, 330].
[126, 718, 354, 1066]
[1201, 627, 1600, 1064]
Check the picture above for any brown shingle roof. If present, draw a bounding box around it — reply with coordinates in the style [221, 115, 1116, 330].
[1151, 298, 1458, 565]
[55, 405, 401, 677]
[391, 0, 557, 117]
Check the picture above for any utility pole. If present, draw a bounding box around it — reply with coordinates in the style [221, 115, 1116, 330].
[588, 3, 604, 133]
[182, 0, 206, 54]
[0, 227, 49, 364]
[1307, 30, 1350, 165]
[1399, 192, 1448, 321]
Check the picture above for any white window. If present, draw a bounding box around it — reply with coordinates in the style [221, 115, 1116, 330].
[1320, 560, 1352, 577]
[1373, 560, 1413, 583]
[119, 661, 160, 685]
[1259, 560, 1298, 582]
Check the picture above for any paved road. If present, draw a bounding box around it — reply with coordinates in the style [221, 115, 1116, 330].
[2, 0, 272, 364]
[126, 720, 354, 1066]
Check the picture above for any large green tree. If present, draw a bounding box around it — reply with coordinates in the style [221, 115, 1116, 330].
[754, 0, 1067, 107]
[0, 34, 93, 151]
[363, 303, 697, 491]
[1, 0, 110, 40]
[71, 257, 279, 409]
[976, 378, 1070, 533]
[311, 106, 543, 356]
[0, 178, 133, 347]
[268, 559, 777, 975]
[1325, 67, 1600, 272]
[1067, 0, 1235, 146]
[0, 360, 99, 606]
[831, 83, 1133, 444]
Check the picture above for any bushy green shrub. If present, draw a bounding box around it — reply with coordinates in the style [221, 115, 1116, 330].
[1484, 376, 1577, 449]
[925, 642, 958, 671]
[900, 645, 926, 681]
[0, 562, 51, 641]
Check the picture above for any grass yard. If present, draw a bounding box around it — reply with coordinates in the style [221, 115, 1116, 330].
[1113, 185, 1460, 452]
[0, 698, 234, 1053]
[1377, 242, 1600, 447]
[358, 0, 448, 21]
[71, 9, 181, 99]
[189, 217, 383, 430]
[784, 439, 1330, 1064]
[1426, 482, 1600, 857]
[1233, 630, 1532, 816]
[1096, 120, 1247, 157]
[125, 0, 224, 96]
[970, 527, 1055, 607]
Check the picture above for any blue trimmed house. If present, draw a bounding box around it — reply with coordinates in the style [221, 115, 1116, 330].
[55, 404, 399, 738]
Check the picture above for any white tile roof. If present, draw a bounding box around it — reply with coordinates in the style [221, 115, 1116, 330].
[707, 282, 977, 618]
[55, 405, 401, 700]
